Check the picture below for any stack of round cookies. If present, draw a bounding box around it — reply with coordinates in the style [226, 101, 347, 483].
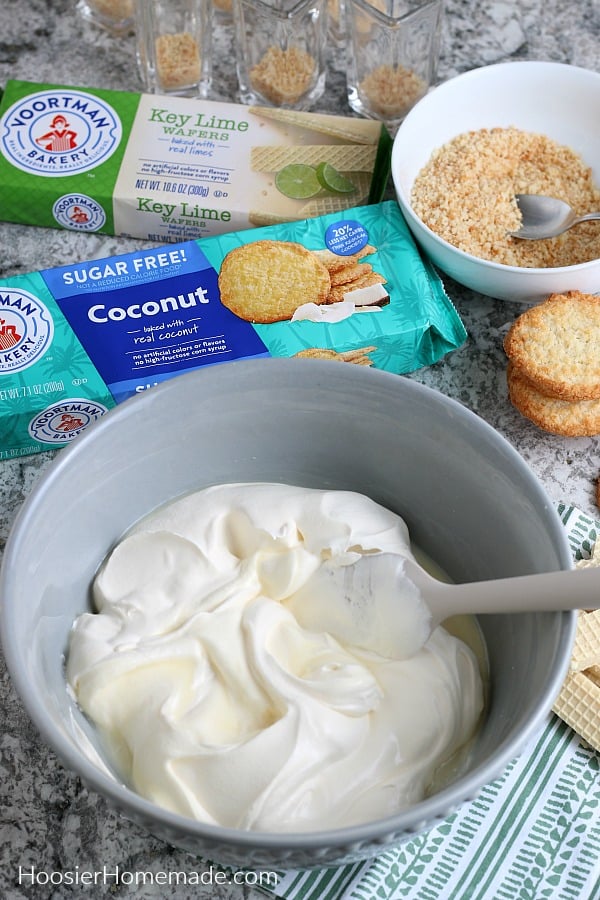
[504, 291, 600, 436]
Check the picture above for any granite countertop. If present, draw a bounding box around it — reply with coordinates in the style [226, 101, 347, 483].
[0, 2, 599, 898]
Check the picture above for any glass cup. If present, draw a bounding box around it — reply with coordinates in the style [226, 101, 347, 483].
[135, 0, 212, 97]
[232, 0, 328, 110]
[76, 0, 135, 34]
[345, 0, 443, 132]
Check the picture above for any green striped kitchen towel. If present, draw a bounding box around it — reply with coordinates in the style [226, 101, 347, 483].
[260, 505, 600, 900]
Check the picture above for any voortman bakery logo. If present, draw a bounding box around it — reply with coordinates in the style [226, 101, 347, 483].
[0, 88, 122, 177]
[52, 193, 107, 232]
[0, 287, 54, 373]
[28, 399, 109, 445]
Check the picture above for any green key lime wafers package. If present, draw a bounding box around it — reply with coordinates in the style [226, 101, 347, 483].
[0, 201, 466, 460]
[0, 79, 392, 242]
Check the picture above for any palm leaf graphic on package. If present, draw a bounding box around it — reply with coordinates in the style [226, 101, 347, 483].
[0, 373, 34, 443]
[41, 331, 91, 381]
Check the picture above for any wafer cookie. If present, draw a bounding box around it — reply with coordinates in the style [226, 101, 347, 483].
[553, 670, 600, 751]
[570, 610, 600, 672]
[299, 172, 372, 216]
[250, 144, 377, 173]
[301, 194, 369, 217]
[587, 665, 600, 687]
[249, 106, 381, 144]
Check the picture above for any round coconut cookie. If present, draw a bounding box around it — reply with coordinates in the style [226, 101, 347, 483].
[218, 240, 331, 324]
[507, 362, 600, 437]
[504, 291, 600, 402]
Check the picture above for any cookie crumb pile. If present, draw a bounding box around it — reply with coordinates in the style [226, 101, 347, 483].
[360, 64, 427, 120]
[411, 127, 600, 268]
[250, 46, 316, 107]
[87, 0, 133, 17]
[504, 291, 600, 436]
[155, 32, 201, 92]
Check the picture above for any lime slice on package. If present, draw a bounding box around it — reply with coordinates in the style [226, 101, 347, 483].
[316, 162, 356, 194]
[275, 164, 322, 200]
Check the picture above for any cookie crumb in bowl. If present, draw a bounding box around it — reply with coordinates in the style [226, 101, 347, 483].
[410, 127, 600, 268]
[391, 61, 600, 302]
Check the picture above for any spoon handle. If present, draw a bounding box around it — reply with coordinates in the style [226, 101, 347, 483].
[435, 566, 598, 621]
[576, 212, 600, 225]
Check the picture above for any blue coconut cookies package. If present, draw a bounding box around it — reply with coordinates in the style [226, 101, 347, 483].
[0, 201, 466, 459]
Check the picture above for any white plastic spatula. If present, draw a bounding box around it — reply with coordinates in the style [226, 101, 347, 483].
[285, 553, 594, 660]
[398, 555, 596, 618]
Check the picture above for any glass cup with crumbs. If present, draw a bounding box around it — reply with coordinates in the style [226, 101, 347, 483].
[345, 0, 443, 133]
[76, 0, 135, 34]
[135, 0, 213, 97]
[232, 0, 328, 110]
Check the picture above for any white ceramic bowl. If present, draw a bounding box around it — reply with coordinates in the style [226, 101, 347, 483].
[392, 61, 600, 303]
[0, 360, 576, 869]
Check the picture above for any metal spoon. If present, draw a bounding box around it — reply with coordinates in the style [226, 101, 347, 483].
[287, 553, 595, 660]
[509, 194, 600, 240]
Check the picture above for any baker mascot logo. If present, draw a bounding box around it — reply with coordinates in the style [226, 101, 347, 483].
[52, 193, 107, 232]
[0, 287, 54, 374]
[0, 87, 122, 176]
[28, 399, 109, 445]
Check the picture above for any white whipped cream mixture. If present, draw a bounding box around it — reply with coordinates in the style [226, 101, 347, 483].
[67, 483, 484, 832]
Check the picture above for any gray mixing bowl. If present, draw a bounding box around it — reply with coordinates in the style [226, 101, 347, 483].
[0, 359, 576, 869]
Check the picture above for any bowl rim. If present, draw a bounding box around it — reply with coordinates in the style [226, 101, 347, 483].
[392, 59, 600, 276]
[0, 359, 578, 853]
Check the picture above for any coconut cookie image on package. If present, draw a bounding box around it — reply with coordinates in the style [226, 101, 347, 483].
[218, 239, 388, 325]
[199, 201, 468, 373]
[218, 240, 331, 324]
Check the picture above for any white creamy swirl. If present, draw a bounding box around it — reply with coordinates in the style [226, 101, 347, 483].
[67, 483, 484, 832]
